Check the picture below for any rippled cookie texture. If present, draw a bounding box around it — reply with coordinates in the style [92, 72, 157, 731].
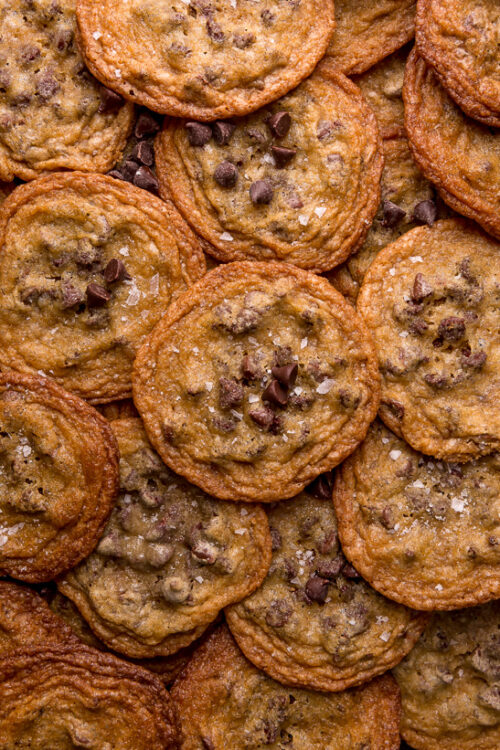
[75, 0, 335, 119]
[394, 602, 500, 750]
[226, 486, 428, 692]
[404, 50, 500, 240]
[171, 625, 401, 750]
[334, 420, 500, 610]
[0, 0, 134, 181]
[416, 0, 500, 126]
[0, 173, 205, 403]
[133, 262, 380, 502]
[59, 418, 271, 658]
[326, 0, 416, 75]
[0, 372, 118, 582]
[155, 64, 382, 272]
[0, 647, 180, 749]
[358, 219, 500, 461]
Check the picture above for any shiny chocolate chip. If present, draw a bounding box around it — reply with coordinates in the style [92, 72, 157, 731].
[213, 121, 236, 145]
[103, 258, 130, 283]
[135, 112, 160, 139]
[305, 575, 329, 604]
[413, 199, 437, 226]
[268, 111, 291, 138]
[271, 363, 297, 389]
[98, 86, 124, 114]
[262, 379, 288, 407]
[381, 200, 405, 228]
[185, 121, 212, 146]
[271, 145, 296, 168]
[133, 166, 159, 193]
[131, 140, 154, 166]
[411, 273, 433, 302]
[86, 283, 111, 308]
[214, 160, 238, 188]
[250, 179, 273, 204]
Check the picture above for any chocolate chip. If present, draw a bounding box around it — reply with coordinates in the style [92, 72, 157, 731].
[273, 346, 293, 367]
[61, 282, 84, 309]
[316, 121, 340, 140]
[307, 473, 333, 500]
[412, 273, 433, 302]
[382, 399, 405, 419]
[134, 113, 160, 139]
[133, 166, 159, 193]
[270, 527, 282, 551]
[98, 87, 124, 114]
[212, 120, 236, 145]
[54, 28, 73, 52]
[267, 111, 291, 138]
[219, 377, 244, 409]
[214, 160, 238, 188]
[103, 258, 130, 283]
[241, 355, 261, 380]
[342, 562, 360, 579]
[412, 199, 437, 226]
[212, 416, 236, 433]
[271, 364, 297, 389]
[36, 71, 59, 100]
[305, 575, 329, 604]
[131, 140, 154, 166]
[246, 127, 266, 143]
[265, 599, 292, 628]
[233, 32, 255, 48]
[262, 380, 288, 407]
[316, 558, 343, 579]
[380, 506, 394, 529]
[437, 316, 466, 341]
[424, 373, 448, 388]
[249, 408, 275, 429]
[185, 121, 212, 146]
[271, 145, 296, 168]
[461, 350, 487, 370]
[206, 17, 224, 42]
[20, 44, 40, 63]
[86, 283, 111, 308]
[119, 159, 140, 182]
[261, 8, 275, 25]
[250, 180, 273, 205]
[381, 200, 406, 228]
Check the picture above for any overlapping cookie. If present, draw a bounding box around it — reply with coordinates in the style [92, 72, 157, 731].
[394, 602, 500, 749]
[334, 420, 500, 609]
[133, 262, 380, 502]
[0, 172, 205, 403]
[155, 64, 383, 272]
[171, 625, 401, 750]
[0, 372, 118, 582]
[404, 50, 500, 240]
[416, 0, 500, 126]
[59, 418, 271, 658]
[358, 219, 500, 461]
[75, 0, 335, 119]
[326, 0, 416, 75]
[226, 484, 428, 692]
[0, 0, 134, 181]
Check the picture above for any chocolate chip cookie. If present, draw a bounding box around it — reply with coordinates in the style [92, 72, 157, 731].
[171, 625, 401, 749]
[0, 372, 118, 582]
[416, 0, 500, 127]
[155, 64, 383, 272]
[394, 602, 500, 750]
[225, 486, 428, 692]
[358, 219, 500, 461]
[334, 420, 500, 610]
[133, 262, 380, 502]
[59, 418, 271, 658]
[0, 172, 205, 403]
[0, 646, 179, 749]
[0, 0, 134, 181]
[404, 50, 500, 241]
[75, 0, 335, 120]
[327, 137, 444, 304]
[325, 0, 416, 75]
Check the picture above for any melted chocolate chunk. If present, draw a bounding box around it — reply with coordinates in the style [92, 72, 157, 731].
[437, 316, 466, 341]
[266, 599, 292, 627]
[219, 378, 244, 409]
[249, 408, 275, 429]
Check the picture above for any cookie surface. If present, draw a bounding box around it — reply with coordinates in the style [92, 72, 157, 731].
[75, 0, 335, 120]
[416, 0, 500, 126]
[226, 485, 428, 692]
[327, 137, 441, 304]
[171, 625, 401, 750]
[0, 173, 205, 403]
[334, 420, 500, 610]
[0, 646, 179, 749]
[325, 0, 416, 75]
[403, 50, 500, 240]
[133, 262, 380, 502]
[0, 0, 134, 181]
[394, 602, 500, 750]
[59, 418, 271, 658]
[358, 219, 500, 461]
[0, 372, 118, 582]
[155, 64, 383, 272]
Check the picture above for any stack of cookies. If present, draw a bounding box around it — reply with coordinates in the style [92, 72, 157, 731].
[0, 0, 498, 748]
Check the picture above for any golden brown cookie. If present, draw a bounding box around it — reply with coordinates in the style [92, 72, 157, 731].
[0, 646, 179, 749]
[225, 485, 428, 692]
[75, 0, 335, 120]
[155, 64, 383, 272]
[326, 0, 416, 75]
[59, 418, 271, 658]
[358, 219, 500, 461]
[0, 172, 205, 403]
[327, 137, 444, 304]
[0, 372, 118, 582]
[0, 0, 134, 181]
[394, 602, 500, 750]
[334, 420, 500, 610]
[133, 262, 380, 503]
[416, 0, 500, 127]
[403, 50, 500, 240]
[171, 625, 401, 750]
